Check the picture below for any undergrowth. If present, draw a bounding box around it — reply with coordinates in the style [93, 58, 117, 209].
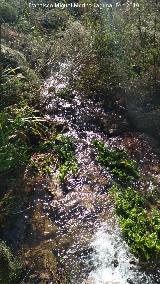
[28, 134, 78, 182]
[55, 135, 78, 182]
[0, 240, 23, 284]
[94, 139, 160, 262]
[111, 186, 160, 261]
[0, 102, 51, 173]
[93, 139, 139, 183]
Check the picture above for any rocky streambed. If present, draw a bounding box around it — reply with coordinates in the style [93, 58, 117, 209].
[2, 68, 160, 284]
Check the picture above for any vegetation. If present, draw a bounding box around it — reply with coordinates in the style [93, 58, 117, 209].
[0, 0, 159, 280]
[0, 240, 23, 284]
[0, 101, 53, 173]
[55, 135, 78, 182]
[93, 139, 139, 183]
[111, 186, 160, 261]
[94, 138, 160, 261]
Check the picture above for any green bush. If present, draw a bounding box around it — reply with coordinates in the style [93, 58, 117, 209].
[16, 16, 35, 34]
[0, 110, 30, 173]
[93, 139, 139, 183]
[0, 68, 38, 109]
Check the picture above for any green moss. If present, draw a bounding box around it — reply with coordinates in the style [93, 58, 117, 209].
[0, 240, 23, 284]
[93, 139, 139, 183]
[111, 186, 160, 261]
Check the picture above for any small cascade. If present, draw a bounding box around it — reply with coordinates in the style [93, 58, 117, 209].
[85, 224, 155, 284]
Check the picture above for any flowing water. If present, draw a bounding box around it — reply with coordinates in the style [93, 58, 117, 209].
[17, 64, 160, 283]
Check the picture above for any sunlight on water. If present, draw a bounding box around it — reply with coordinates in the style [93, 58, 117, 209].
[20, 66, 160, 283]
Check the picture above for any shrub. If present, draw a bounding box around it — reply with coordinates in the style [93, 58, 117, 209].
[0, 110, 30, 173]
[41, 9, 71, 31]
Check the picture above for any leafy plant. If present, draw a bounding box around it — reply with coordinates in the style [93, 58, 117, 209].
[55, 135, 78, 182]
[111, 186, 160, 261]
[0, 111, 30, 173]
[93, 139, 139, 183]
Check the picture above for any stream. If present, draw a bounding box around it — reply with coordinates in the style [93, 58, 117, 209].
[13, 64, 160, 283]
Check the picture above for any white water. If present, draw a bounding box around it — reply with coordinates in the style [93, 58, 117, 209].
[85, 224, 154, 284]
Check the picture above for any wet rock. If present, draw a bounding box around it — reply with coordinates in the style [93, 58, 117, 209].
[100, 113, 129, 136]
[129, 257, 138, 266]
[111, 257, 119, 267]
[77, 247, 93, 258]
[54, 120, 69, 133]
[127, 278, 134, 284]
